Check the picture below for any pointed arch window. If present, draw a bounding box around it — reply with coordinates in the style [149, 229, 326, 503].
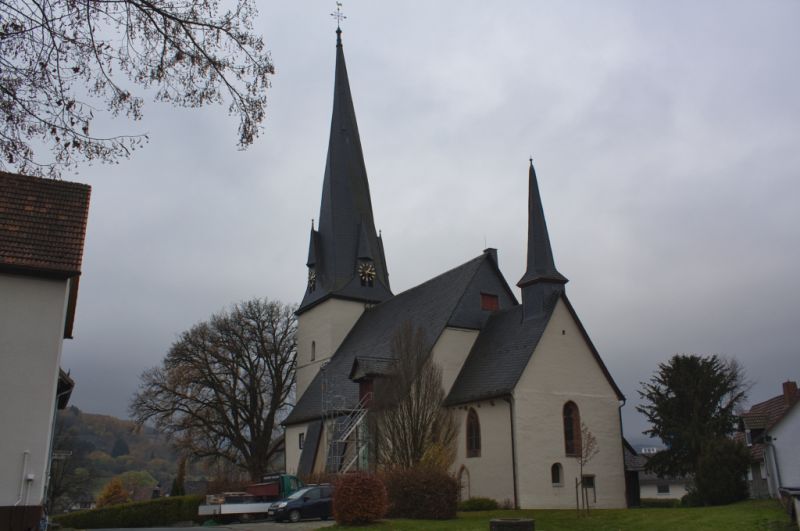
[563, 401, 581, 456]
[466, 408, 481, 458]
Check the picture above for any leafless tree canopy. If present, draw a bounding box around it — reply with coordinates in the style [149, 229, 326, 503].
[370, 321, 458, 470]
[130, 298, 295, 481]
[0, 0, 273, 177]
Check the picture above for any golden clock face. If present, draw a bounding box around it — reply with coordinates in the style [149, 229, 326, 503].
[358, 262, 376, 282]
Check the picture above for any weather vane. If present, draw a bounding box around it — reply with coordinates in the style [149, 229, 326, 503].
[331, 2, 346, 28]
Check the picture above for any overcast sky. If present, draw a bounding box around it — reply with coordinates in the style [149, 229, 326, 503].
[60, 1, 800, 447]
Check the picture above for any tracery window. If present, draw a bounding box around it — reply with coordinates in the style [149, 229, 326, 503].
[563, 401, 581, 456]
[551, 463, 563, 486]
[466, 408, 481, 458]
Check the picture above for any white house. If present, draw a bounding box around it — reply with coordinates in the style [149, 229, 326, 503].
[0, 172, 90, 530]
[281, 28, 627, 510]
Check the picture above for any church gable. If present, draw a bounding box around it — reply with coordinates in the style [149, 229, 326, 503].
[448, 249, 518, 330]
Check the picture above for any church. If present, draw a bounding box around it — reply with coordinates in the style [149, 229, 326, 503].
[282, 27, 627, 510]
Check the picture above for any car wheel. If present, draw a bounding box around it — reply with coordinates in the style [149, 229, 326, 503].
[289, 509, 301, 523]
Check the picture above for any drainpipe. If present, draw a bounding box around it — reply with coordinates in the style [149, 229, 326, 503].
[14, 450, 30, 507]
[765, 438, 783, 498]
[617, 397, 628, 505]
[505, 395, 519, 509]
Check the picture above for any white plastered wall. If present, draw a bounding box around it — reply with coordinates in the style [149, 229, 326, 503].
[769, 402, 800, 489]
[295, 299, 365, 398]
[430, 327, 479, 395]
[0, 273, 69, 507]
[451, 400, 515, 505]
[513, 298, 626, 509]
[640, 482, 688, 500]
[284, 424, 306, 476]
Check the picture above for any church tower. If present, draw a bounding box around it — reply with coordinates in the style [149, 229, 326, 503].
[295, 28, 392, 397]
[517, 159, 568, 318]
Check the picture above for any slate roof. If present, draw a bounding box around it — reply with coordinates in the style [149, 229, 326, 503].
[517, 161, 567, 288]
[285, 253, 490, 425]
[0, 171, 91, 277]
[445, 291, 624, 406]
[298, 29, 391, 314]
[349, 356, 396, 381]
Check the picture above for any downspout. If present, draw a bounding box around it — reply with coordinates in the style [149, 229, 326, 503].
[14, 450, 30, 507]
[617, 397, 627, 505]
[765, 439, 783, 498]
[505, 395, 519, 509]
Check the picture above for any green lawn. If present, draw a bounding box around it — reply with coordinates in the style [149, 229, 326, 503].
[326, 500, 796, 531]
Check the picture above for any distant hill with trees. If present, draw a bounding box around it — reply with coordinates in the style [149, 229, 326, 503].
[50, 406, 193, 514]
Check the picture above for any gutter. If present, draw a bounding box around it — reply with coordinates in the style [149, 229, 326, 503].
[505, 395, 519, 509]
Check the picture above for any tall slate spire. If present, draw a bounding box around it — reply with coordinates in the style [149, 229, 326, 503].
[517, 159, 567, 318]
[299, 28, 392, 314]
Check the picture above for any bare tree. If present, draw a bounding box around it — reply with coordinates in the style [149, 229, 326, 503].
[575, 422, 599, 516]
[0, 0, 273, 177]
[370, 321, 458, 470]
[130, 298, 295, 481]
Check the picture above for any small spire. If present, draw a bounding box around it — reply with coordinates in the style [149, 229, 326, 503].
[311, 218, 315, 230]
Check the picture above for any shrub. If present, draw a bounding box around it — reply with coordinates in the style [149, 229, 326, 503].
[384, 467, 458, 519]
[53, 495, 203, 529]
[687, 437, 750, 506]
[458, 497, 499, 511]
[333, 472, 388, 525]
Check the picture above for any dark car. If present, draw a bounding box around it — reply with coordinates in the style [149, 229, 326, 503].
[269, 484, 333, 523]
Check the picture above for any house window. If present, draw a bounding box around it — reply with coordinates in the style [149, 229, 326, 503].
[466, 408, 481, 458]
[745, 429, 752, 446]
[563, 401, 581, 456]
[311, 341, 316, 361]
[480, 293, 499, 311]
[759, 462, 766, 480]
[657, 484, 670, 494]
[299, 432, 304, 450]
[582, 475, 595, 489]
[551, 463, 563, 486]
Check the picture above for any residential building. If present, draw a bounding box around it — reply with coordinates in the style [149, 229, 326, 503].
[0, 172, 90, 530]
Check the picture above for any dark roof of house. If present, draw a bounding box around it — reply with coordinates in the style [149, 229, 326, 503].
[445, 291, 624, 406]
[298, 29, 391, 314]
[285, 253, 493, 425]
[0, 171, 91, 277]
[741, 389, 800, 431]
[57, 369, 75, 410]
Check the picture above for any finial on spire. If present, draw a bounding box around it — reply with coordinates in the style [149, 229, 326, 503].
[311, 218, 315, 230]
[331, 2, 346, 33]
[529, 155, 534, 166]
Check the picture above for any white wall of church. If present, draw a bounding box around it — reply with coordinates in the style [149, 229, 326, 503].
[513, 298, 626, 509]
[296, 299, 365, 397]
[451, 400, 516, 505]
[0, 273, 70, 508]
[284, 424, 306, 476]
[431, 327, 480, 395]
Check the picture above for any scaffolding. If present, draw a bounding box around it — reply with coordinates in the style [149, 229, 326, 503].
[320, 361, 371, 473]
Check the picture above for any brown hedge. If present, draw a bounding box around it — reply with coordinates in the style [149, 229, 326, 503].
[384, 467, 458, 519]
[333, 472, 388, 525]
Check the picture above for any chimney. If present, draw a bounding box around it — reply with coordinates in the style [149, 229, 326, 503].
[783, 380, 798, 406]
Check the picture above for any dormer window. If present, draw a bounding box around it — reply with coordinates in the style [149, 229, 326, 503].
[480, 293, 499, 311]
[358, 261, 376, 287]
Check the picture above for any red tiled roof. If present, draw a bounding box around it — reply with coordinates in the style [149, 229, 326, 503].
[0, 171, 91, 277]
[742, 390, 800, 431]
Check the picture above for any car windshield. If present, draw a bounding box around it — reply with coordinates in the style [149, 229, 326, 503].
[287, 487, 312, 500]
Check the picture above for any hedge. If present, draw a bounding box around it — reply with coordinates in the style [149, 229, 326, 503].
[53, 495, 204, 529]
[458, 497, 499, 511]
[384, 467, 458, 519]
[333, 472, 388, 525]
